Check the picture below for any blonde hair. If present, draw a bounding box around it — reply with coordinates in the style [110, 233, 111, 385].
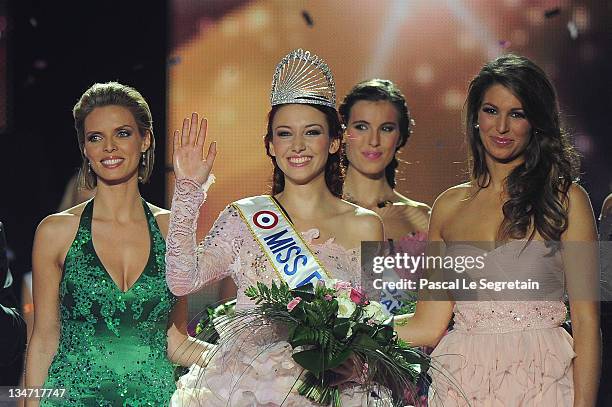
[73, 82, 155, 189]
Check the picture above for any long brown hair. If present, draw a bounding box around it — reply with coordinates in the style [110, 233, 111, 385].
[339, 79, 413, 188]
[465, 54, 579, 241]
[264, 104, 344, 197]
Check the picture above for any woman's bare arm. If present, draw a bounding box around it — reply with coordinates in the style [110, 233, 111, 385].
[25, 215, 74, 406]
[563, 184, 601, 407]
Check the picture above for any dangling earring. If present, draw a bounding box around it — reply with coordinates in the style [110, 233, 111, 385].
[474, 123, 480, 129]
[138, 152, 145, 182]
[88, 161, 92, 173]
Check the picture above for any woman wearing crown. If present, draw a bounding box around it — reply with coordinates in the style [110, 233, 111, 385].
[166, 49, 394, 406]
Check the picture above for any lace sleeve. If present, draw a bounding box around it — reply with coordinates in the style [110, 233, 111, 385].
[165, 178, 242, 296]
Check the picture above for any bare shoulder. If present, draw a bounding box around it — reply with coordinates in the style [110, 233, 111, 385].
[393, 193, 432, 217]
[427, 182, 472, 240]
[602, 193, 612, 218]
[567, 183, 593, 210]
[35, 204, 86, 254]
[432, 182, 471, 214]
[563, 183, 597, 240]
[341, 201, 384, 239]
[394, 192, 431, 209]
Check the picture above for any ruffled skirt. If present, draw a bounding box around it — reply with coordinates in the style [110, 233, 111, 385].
[428, 327, 575, 406]
[170, 322, 393, 407]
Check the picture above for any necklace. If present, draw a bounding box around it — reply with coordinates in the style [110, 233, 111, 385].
[343, 192, 394, 209]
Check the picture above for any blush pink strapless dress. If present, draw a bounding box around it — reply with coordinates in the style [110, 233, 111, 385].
[428, 242, 575, 406]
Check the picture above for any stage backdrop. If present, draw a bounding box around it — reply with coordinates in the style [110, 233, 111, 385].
[168, 0, 609, 310]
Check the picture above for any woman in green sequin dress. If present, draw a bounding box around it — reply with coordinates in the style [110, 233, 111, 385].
[25, 82, 208, 406]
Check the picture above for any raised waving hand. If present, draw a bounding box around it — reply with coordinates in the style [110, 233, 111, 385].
[173, 112, 217, 185]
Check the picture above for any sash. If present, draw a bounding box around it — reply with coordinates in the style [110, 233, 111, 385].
[232, 196, 332, 289]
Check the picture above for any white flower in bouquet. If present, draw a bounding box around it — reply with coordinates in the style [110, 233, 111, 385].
[323, 278, 339, 290]
[336, 297, 356, 318]
[363, 301, 388, 324]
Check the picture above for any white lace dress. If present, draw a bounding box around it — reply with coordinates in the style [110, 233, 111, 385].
[165, 178, 392, 407]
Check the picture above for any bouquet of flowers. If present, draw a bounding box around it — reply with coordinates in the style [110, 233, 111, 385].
[194, 299, 236, 343]
[244, 279, 429, 407]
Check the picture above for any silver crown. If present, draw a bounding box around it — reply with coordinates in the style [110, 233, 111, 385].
[270, 49, 336, 108]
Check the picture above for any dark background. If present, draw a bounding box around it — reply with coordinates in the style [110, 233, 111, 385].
[0, 0, 611, 402]
[2, 0, 610, 296]
[0, 0, 167, 276]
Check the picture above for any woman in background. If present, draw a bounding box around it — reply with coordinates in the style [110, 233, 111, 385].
[339, 79, 430, 241]
[397, 54, 600, 406]
[339, 79, 430, 321]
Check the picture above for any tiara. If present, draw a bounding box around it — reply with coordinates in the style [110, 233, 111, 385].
[270, 49, 336, 108]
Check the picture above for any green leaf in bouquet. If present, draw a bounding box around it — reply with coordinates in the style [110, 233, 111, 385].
[290, 326, 330, 348]
[352, 332, 383, 352]
[305, 308, 324, 326]
[270, 280, 281, 299]
[291, 283, 316, 302]
[319, 299, 339, 322]
[325, 347, 352, 370]
[372, 324, 395, 343]
[244, 285, 258, 300]
[332, 317, 351, 339]
[289, 302, 306, 319]
[292, 349, 329, 374]
[396, 346, 430, 369]
[351, 322, 375, 336]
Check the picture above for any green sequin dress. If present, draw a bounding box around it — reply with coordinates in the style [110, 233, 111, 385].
[42, 199, 178, 406]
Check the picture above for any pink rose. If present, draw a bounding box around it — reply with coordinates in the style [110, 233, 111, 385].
[350, 287, 366, 304]
[334, 281, 352, 291]
[324, 294, 333, 301]
[287, 297, 302, 311]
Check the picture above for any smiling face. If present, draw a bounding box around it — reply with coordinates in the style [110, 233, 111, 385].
[83, 105, 151, 186]
[268, 104, 339, 187]
[477, 83, 532, 165]
[345, 100, 401, 177]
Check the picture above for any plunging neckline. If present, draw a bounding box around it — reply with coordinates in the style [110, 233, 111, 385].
[89, 199, 154, 293]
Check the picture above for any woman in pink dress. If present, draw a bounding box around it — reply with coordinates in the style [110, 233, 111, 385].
[165, 49, 395, 406]
[396, 54, 600, 406]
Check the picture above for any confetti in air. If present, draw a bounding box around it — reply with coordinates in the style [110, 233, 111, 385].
[544, 8, 561, 18]
[567, 21, 578, 39]
[498, 39, 512, 49]
[301, 10, 314, 27]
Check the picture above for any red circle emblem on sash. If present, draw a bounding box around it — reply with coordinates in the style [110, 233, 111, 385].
[253, 210, 279, 229]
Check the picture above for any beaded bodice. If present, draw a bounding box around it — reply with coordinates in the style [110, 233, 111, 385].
[447, 241, 567, 334]
[42, 199, 177, 406]
[165, 179, 362, 309]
